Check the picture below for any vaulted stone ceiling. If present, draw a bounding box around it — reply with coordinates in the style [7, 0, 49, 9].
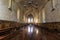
[14, 0, 49, 23]
[15, 0, 49, 10]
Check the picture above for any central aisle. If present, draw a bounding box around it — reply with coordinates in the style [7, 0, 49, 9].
[18, 24, 60, 40]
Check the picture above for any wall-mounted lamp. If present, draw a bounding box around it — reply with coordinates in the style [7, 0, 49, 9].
[51, 0, 55, 12]
[8, 0, 12, 11]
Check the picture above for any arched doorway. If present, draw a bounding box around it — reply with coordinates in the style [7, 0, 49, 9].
[27, 14, 34, 23]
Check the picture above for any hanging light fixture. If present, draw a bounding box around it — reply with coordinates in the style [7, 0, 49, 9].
[23, 0, 39, 9]
[28, 0, 33, 4]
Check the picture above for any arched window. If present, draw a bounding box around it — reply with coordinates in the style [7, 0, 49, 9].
[27, 14, 34, 23]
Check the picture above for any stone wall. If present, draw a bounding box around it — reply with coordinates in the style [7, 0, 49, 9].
[45, 0, 60, 22]
[0, 0, 19, 22]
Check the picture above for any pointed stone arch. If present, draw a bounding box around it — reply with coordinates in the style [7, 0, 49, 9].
[27, 14, 34, 18]
[23, 7, 39, 23]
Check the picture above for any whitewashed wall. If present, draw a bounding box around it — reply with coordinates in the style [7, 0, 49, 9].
[0, 0, 19, 22]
